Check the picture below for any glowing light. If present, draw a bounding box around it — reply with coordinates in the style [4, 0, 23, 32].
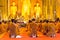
[3, 14, 8, 21]
[24, 5, 28, 12]
[22, 0, 31, 21]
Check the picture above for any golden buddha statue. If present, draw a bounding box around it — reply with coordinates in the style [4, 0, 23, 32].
[34, 3, 41, 19]
[10, 2, 17, 19]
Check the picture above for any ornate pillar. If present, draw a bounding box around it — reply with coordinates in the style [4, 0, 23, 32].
[48, 0, 53, 20]
[42, 0, 48, 20]
[56, 0, 60, 19]
[8, 0, 10, 20]
[0, 0, 8, 20]
[53, 0, 56, 20]
[47, 0, 50, 20]
[42, 0, 46, 20]
[0, 0, 2, 21]
[0, 8, 2, 21]
[49, 0, 53, 20]
[42, 0, 56, 20]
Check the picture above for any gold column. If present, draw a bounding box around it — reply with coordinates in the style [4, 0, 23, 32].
[49, 0, 53, 20]
[4, 0, 8, 20]
[42, 0, 45, 20]
[42, 0, 56, 20]
[48, 0, 54, 20]
[42, 0, 48, 20]
[8, 0, 10, 20]
[53, 0, 56, 20]
[2, 0, 8, 20]
[0, 0, 2, 20]
[45, 0, 49, 20]
[17, 0, 22, 19]
[0, 0, 8, 20]
[47, 0, 56, 20]
[0, 0, 4, 20]
[56, 0, 60, 18]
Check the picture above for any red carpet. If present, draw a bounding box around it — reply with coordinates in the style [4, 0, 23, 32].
[1, 33, 60, 40]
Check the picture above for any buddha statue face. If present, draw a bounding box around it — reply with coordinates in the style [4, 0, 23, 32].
[36, 3, 39, 7]
[12, 2, 16, 6]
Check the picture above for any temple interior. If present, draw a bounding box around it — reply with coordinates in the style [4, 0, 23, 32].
[0, 0, 60, 21]
[0, 0, 60, 39]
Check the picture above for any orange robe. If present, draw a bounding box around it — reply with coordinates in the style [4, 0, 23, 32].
[27, 22, 37, 36]
[56, 22, 60, 33]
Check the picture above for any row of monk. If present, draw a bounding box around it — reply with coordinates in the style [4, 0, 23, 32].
[0, 18, 60, 38]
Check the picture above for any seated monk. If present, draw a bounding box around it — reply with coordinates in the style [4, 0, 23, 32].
[42, 20, 49, 35]
[0, 22, 4, 34]
[2, 21, 8, 32]
[56, 20, 60, 33]
[46, 21, 56, 37]
[7, 19, 19, 38]
[27, 19, 38, 37]
[36, 20, 43, 32]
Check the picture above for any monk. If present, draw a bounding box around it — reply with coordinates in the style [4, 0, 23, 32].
[56, 20, 60, 33]
[27, 19, 38, 37]
[42, 20, 49, 35]
[36, 20, 43, 32]
[0, 22, 4, 34]
[2, 21, 8, 32]
[46, 21, 56, 37]
[7, 19, 19, 38]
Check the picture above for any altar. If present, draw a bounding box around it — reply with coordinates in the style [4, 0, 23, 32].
[0, 0, 60, 21]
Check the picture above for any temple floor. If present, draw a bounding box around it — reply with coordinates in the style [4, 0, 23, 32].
[1, 33, 60, 40]
[0, 27, 60, 40]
